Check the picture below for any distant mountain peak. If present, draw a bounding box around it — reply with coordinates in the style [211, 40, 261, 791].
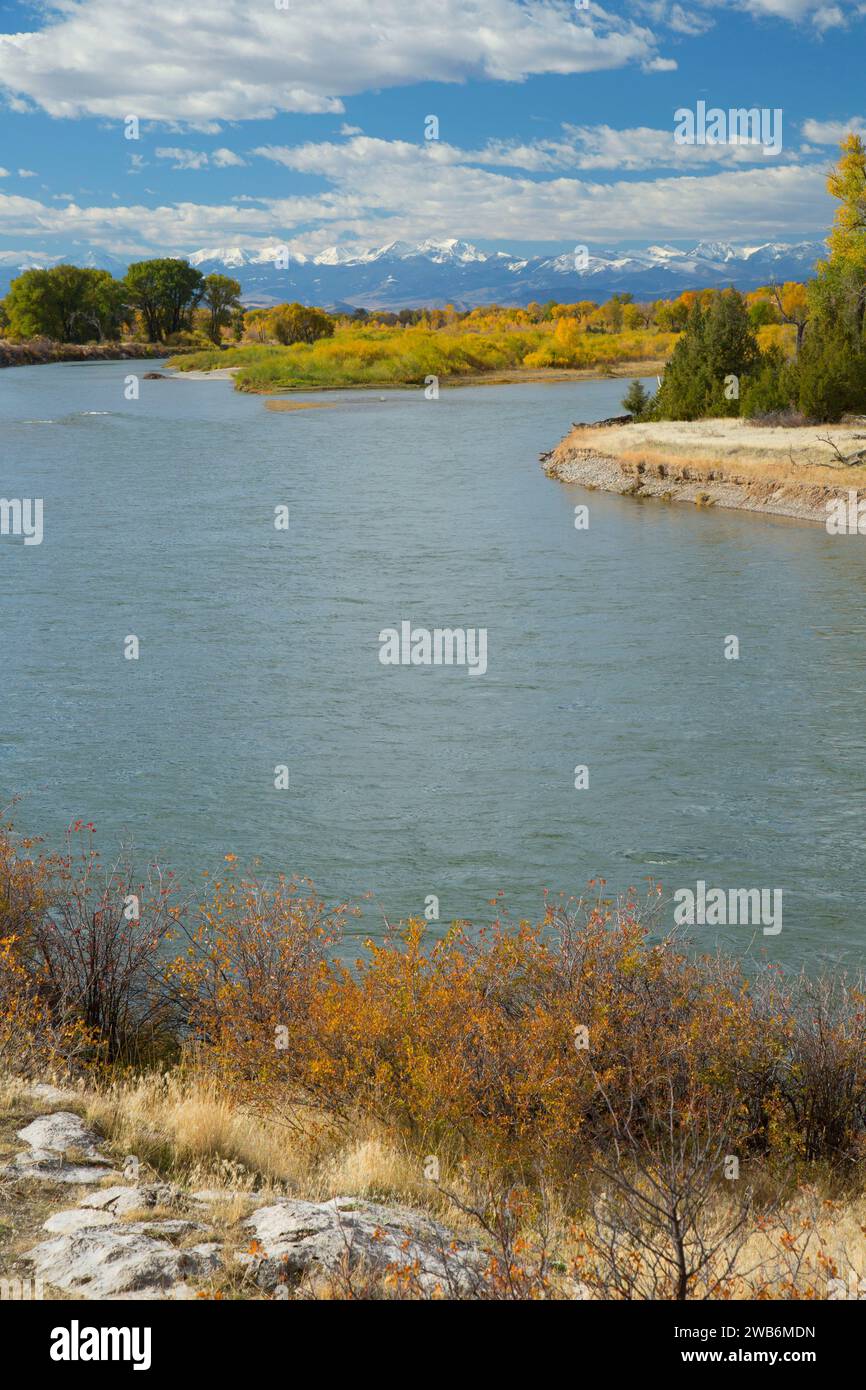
[0, 236, 828, 309]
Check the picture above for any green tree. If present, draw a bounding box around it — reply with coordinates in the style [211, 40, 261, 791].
[797, 330, 866, 422]
[268, 302, 334, 345]
[621, 379, 652, 419]
[652, 301, 714, 419]
[747, 298, 778, 330]
[790, 135, 866, 418]
[654, 297, 690, 332]
[123, 259, 204, 342]
[740, 347, 798, 418]
[201, 273, 242, 345]
[4, 265, 126, 343]
[653, 290, 760, 420]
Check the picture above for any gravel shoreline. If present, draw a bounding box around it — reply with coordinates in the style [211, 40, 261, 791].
[543, 418, 866, 525]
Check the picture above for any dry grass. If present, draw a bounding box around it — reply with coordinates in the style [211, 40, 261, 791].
[562, 417, 866, 491]
[3, 1070, 864, 1298]
[62, 1071, 456, 1220]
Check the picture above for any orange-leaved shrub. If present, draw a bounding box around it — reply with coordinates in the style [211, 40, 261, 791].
[3, 828, 865, 1192]
[178, 874, 866, 1187]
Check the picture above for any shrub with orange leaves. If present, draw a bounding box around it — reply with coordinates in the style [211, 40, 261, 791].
[3, 825, 865, 1200]
[182, 878, 866, 1188]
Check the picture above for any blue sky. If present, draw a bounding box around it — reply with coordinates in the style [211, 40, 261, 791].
[0, 0, 864, 263]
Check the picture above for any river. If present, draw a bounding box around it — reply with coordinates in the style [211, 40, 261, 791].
[2, 358, 865, 969]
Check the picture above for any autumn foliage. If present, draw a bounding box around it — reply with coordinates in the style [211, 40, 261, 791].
[2, 826, 866, 1206]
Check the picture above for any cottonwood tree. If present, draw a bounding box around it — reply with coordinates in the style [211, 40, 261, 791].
[202, 273, 242, 344]
[123, 258, 204, 341]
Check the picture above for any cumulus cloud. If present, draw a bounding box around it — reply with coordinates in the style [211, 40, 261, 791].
[738, 0, 842, 18]
[255, 124, 799, 179]
[155, 148, 210, 171]
[154, 146, 248, 169]
[0, 132, 828, 259]
[812, 3, 846, 24]
[212, 148, 247, 167]
[0, 0, 657, 124]
[249, 136, 827, 240]
[801, 116, 866, 142]
[637, 0, 857, 28]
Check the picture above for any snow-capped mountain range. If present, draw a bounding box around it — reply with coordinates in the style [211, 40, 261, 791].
[0, 237, 826, 309]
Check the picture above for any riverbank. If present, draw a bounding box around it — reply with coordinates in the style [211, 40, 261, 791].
[167, 327, 675, 393]
[543, 416, 866, 523]
[166, 357, 666, 393]
[442, 360, 666, 389]
[0, 340, 198, 369]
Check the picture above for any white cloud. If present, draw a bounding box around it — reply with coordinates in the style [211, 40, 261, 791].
[637, 0, 856, 28]
[212, 148, 246, 168]
[667, 4, 715, 35]
[0, 0, 658, 124]
[0, 167, 8, 177]
[739, 0, 835, 17]
[155, 147, 210, 171]
[259, 125, 798, 178]
[812, 3, 846, 24]
[0, 133, 828, 259]
[153, 145, 247, 169]
[17, 168, 37, 177]
[642, 56, 678, 70]
[801, 116, 866, 142]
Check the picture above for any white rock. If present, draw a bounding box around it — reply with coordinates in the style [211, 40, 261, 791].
[7, 1149, 119, 1184]
[244, 1196, 482, 1295]
[16, 1112, 107, 1159]
[27, 1083, 75, 1103]
[79, 1184, 184, 1215]
[124, 1219, 205, 1238]
[27, 1226, 221, 1299]
[43, 1208, 117, 1234]
[110, 1284, 196, 1301]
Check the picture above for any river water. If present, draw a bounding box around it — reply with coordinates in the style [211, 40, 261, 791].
[2, 359, 865, 969]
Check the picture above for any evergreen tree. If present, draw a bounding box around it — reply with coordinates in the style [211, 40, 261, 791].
[621, 379, 652, 418]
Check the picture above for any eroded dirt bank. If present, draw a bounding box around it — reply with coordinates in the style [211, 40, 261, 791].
[543, 417, 866, 524]
[0, 340, 195, 368]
